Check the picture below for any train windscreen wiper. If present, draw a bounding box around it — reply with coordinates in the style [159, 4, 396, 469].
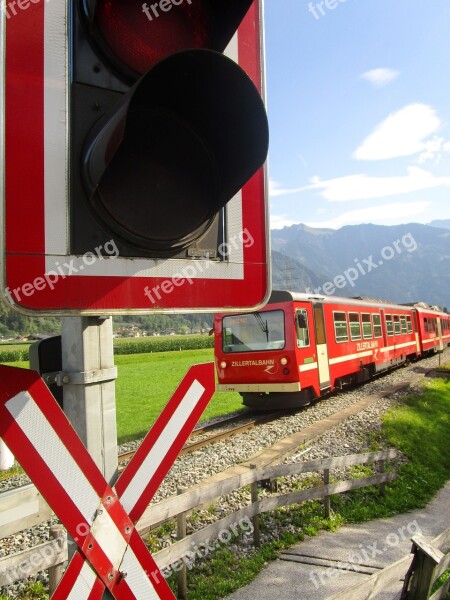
[254, 312, 269, 342]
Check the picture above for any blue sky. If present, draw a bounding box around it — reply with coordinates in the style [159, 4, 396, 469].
[264, 0, 450, 230]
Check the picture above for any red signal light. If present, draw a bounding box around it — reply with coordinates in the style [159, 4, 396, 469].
[94, 0, 210, 76]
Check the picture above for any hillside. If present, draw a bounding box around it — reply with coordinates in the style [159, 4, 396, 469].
[271, 223, 450, 308]
[428, 219, 450, 230]
[2, 222, 449, 336]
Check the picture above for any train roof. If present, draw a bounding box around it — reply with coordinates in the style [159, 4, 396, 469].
[269, 291, 447, 314]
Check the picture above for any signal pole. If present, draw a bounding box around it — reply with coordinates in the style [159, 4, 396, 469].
[61, 316, 118, 485]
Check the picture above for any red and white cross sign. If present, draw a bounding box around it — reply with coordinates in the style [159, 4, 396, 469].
[0, 362, 215, 598]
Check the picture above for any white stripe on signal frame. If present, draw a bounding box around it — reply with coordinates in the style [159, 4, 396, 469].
[119, 380, 205, 514]
[66, 561, 98, 600]
[119, 545, 160, 600]
[44, 0, 69, 255]
[5, 392, 100, 525]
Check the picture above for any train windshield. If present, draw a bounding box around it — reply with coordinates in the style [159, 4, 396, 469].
[222, 310, 285, 353]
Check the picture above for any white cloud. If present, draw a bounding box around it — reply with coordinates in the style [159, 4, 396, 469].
[269, 179, 286, 198]
[304, 201, 431, 230]
[417, 136, 450, 163]
[308, 166, 450, 202]
[269, 166, 450, 203]
[270, 215, 301, 229]
[354, 104, 441, 160]
[361, 68, 400, 88]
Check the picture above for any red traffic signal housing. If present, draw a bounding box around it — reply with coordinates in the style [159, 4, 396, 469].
[1, 0, 270, 314]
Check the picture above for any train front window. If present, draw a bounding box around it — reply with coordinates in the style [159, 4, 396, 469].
[296, 309, 310, 348]
[222, 310, 285, 353]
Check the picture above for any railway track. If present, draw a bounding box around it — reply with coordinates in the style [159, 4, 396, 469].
[118, 410, 284, 466]
[118, 363, 438, 467]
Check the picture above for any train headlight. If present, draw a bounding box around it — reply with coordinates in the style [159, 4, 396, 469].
[280, 357, 288, 366]
[220, 361, 228, 369]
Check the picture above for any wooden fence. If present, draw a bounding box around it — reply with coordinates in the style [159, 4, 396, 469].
[0, 449, 397, 596]
[401, 534, 450, 600]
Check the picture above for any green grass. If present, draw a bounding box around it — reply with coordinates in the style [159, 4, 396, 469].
[0, 581, 47, 599]
[0, 342, 30, 351]
[115, 348, 244, 442]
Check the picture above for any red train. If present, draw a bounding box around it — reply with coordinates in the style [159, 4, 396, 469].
[214, 291, 450, 409]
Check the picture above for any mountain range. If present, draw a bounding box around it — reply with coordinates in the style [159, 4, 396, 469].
[271, 223, 450, 309]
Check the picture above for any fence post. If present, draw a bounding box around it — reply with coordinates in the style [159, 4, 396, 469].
[379, 460, 386, 497]
[401, 536, 444, 600]
[48, 525, 66, 595]
[250, 464, 261, 547]
[323, 469, 330, 518]
[177, 487, 188, 600]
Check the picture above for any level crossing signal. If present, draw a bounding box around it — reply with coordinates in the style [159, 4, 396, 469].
[1, 0, 270, 313]
[0, 362, 216, 598]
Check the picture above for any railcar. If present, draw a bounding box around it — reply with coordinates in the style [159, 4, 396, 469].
[214, 291, 449, 410]
[414, 303, 450, 355]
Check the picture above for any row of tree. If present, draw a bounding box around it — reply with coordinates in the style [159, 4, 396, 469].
[0, 296, 213, 339]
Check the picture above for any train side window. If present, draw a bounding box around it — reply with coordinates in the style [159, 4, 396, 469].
[406, 315, 413, 334]
[333, 312, 348, 343]
[393, 315, 401, 335]
[349, 312, 362, 341]
[400, 315, 407, 334]
[373, 314, 383, 338]
[385, 314, 394, 336]
[296, 309, 310, 348]
[362, 313, 372, 339]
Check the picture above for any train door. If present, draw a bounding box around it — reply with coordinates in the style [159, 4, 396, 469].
[412, 311, 421, 355]
[437, 318, 444, 352]
[313, 303, 331, 390]
[380, 309, 388, 346]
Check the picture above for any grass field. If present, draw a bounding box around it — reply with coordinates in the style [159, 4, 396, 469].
[0, 342, 30, 353]
[114, 349, 243, 443]
[3, 349, 244, 444]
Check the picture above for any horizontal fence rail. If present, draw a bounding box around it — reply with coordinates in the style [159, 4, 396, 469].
[0, 484, 52, 538]
[0, 449, 398, 594]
